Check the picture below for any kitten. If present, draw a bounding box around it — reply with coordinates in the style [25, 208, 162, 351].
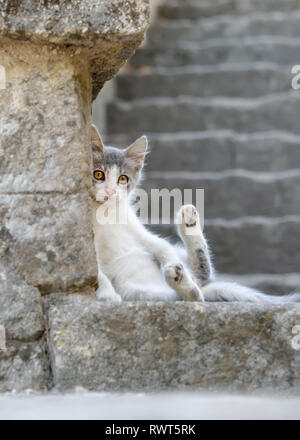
[91, 125, 300, 303]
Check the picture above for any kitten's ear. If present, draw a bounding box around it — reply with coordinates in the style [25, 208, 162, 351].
[91, 124, 104, 161]
[125, 136, 148, 171]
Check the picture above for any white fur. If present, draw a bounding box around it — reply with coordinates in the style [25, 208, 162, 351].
[93, 202, 201, 302]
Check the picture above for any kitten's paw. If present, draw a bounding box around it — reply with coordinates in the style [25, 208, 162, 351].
[164, 262, 184, 285]
[178, 205, 202, 237]
[164, 262, 205, 302]
[178, 205, 199, 227]
[96, 288, 122, 303]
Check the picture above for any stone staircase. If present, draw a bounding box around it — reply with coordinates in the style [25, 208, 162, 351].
[105, 0, 300, 295]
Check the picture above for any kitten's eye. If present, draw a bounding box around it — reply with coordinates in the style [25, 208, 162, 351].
[94, 170, 105, 181]
[118, 175, 129, 184]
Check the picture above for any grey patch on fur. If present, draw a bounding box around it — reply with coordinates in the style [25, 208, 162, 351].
[94, 146, 125, 171]
[193, 248, 213, 285]
[92, 144, 143, 193]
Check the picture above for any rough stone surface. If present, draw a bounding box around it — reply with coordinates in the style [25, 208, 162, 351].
[0, 0, 150, 296]
[0, 0, 150, 394]
[46, 294, 300, 392]
[0, 264, 50, 392]
[0, 40, 98, 294]
[0, 43, 92, 194]
[0, 193, 97, 293]
[0, 0, 150, 98]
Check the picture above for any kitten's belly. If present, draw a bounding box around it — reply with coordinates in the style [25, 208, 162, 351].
[95, 224, 165, 284]
[107, 247, 163, 285]
[94, 223, 175, 299]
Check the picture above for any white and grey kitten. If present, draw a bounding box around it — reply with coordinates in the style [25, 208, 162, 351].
[91, 125, 300, 303]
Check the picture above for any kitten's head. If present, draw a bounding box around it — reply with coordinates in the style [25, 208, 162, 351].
[91, 124, 148, 204]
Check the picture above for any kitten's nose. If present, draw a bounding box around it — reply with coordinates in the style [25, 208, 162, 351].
[105, 187, 116, 196]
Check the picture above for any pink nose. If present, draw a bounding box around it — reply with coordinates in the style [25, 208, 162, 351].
[105, 187, 116, 196]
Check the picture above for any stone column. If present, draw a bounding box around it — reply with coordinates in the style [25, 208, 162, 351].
[0, 0, 150, 293]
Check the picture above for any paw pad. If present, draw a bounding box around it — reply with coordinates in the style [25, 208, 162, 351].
[164, 263, 184, 284]
[180, 205, 198, 227]
[174, 264, 184, 282]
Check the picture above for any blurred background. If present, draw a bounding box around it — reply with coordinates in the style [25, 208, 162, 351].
[92, 0, 300, 296]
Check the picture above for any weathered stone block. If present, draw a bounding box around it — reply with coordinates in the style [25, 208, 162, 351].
[46, 294, 300, 392]
[0, 264, 49, 392]
[0, 0, 150, 98]
[0, 0, 150, 294]
[0, 194, 97, 293]
[0, 46, 91, 194]
[0, 0, 150, 394]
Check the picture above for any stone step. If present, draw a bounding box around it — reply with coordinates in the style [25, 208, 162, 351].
[130, 37, 300, 67]
[142, 170, 300, 219]
[0, 263, 49, 393]
[106, 93, 300, 134]
[116, 64, 291, 99]
[46, 295, 300, 392]
[149, 217, 300, 274]
[149, 12, 300, 43]
[158, 0, 300, 20]
[106, 131, 300, 173]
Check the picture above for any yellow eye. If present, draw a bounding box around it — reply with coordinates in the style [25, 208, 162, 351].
[118, 175, 129, 184]
[94, 170, 105, 181]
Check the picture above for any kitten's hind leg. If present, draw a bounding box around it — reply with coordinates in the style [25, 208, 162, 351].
[163, 262, 204, 302]
[96, 269, 122, 303]
[177, 205, 214, 287]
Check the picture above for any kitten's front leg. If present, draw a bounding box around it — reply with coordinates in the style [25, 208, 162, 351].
[96, 269, 122, 303]
[177, 205, 214, 286]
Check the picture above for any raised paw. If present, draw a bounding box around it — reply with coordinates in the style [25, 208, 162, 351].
[179, 205, 199, 227]
[177, 205, 202, 237]
[164, 263, 184, 284]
